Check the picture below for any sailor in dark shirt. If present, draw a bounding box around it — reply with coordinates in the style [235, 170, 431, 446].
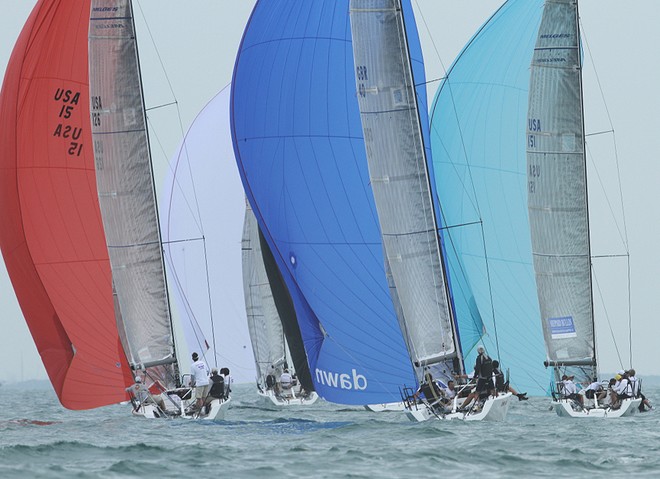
[208, 368, 225, 400]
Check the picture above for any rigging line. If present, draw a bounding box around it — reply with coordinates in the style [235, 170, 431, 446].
[146, 101, 178, 112]
[173, 98, 206, 237]
[585, 129, 613, 137]
[162, 247, 210, 358]
[134, 1, 206, 235]
[417, 0, 511, 223]
[415, 76, 446, 87]
[592, 264, 624, 369]
[162, 237, 204, 245]
[134, 0, 178, 102]
[580, 19, 629, 250]
[627, 255, 633, 368]
[439, 220, 482, 231]
[584, 142, 628, 251]
[435, 205, 486, 347]
[480, 223, 501, 361]
[202, 237, 217, 369]
[144, 116, 204, 235]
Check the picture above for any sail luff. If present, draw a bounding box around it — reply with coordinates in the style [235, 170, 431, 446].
[89, 0, 177, 387]
[349, 0, 459, 372]
[526, 0, 596, 383]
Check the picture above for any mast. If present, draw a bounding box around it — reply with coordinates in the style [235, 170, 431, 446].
[89, 0, 179, 388]
[527, 0, 596, 384]
[575, 0, 597, 375]
[349, 0, 463, 381]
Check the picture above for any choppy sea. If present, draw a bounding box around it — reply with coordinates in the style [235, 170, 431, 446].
[0, 382, 658, 478]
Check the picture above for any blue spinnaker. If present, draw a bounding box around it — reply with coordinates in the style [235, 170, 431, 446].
[231, 1, 416, 404]
[430, 0, 548, 395]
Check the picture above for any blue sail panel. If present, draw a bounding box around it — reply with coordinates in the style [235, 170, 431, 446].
[429, 0, 549, 394]
[231, 0, 416, 404]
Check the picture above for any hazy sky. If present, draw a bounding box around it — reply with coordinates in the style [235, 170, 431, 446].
[1, 1, 659, 384]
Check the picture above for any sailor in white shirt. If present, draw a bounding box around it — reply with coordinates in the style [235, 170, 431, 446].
[442, 380, 457, 400]
[561, 374, 583, 405]
[190, 352, 210, 410]
[280, 369, 293, 389]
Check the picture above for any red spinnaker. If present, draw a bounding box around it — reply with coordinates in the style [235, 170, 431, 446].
[0, 0, 133, 409]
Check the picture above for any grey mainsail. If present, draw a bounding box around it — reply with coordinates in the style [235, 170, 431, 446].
[349, 0, 460, 376]
[242, 203, 287, 384]
[89, 0, 177, 386]
[526, 0, 596, 382]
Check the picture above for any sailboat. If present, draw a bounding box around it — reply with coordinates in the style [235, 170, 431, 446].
[231, 0, 512, 421]
[0, 0, 228, 419]
[242, 203, 319, 406]
[87, 0, 230, 419]
[526, 0, 640, 418]
[429, 0, 549, 400]
[349, 0, 512, 422]
[232, 0, 419, 409]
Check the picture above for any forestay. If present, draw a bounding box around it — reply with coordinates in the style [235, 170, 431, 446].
[526, 0, 596, 381]
[89, 0, 177, 386]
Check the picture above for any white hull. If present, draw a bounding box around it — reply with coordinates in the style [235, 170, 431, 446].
[552, 397, 641, 418]
[406, 392, 512, 422]
[365, 402, 406, 412]
[257, 388, 319, 407]
[132, 395, 232, 421]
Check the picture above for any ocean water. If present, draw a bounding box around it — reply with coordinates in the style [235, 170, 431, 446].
[0, 383, 658, 478]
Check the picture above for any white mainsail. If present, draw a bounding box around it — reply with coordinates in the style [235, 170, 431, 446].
[242, 203, 287, 383]
[349, 0, 459, 375]
[526, 0, 596, 381]
[89, 0, 177, 385]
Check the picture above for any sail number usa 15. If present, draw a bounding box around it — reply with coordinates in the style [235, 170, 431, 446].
[53, 87, 84, 156]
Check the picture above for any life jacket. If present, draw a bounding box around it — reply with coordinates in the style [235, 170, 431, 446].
[493, 368, 505, 391]
[618, 378, 633, 397]
[421, 381, 442, 403]
[209, 375, 225, 399]
[629, 377, 640, 397]
[477, 355, 493, 378]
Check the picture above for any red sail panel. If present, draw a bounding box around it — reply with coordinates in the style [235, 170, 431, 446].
[0, 0, 133, 409]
